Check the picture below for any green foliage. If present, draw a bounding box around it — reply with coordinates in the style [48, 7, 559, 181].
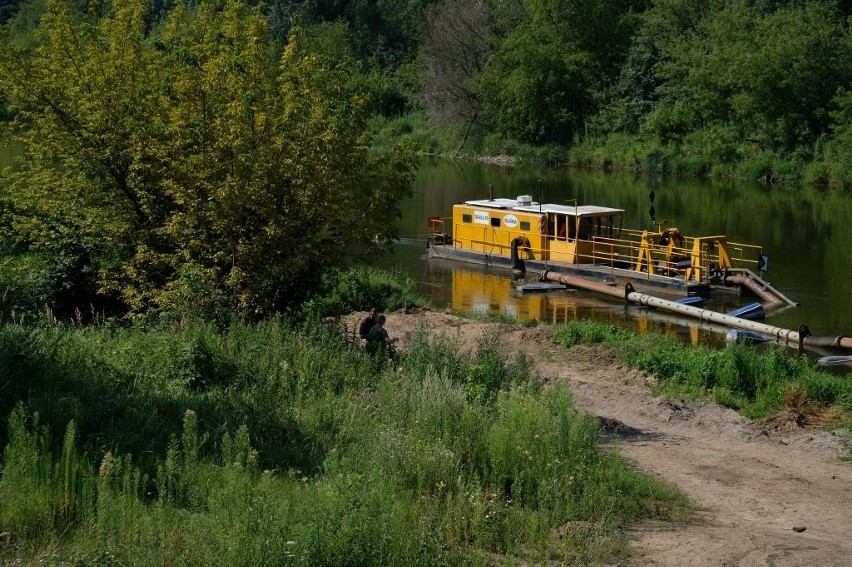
[299, 266, 424, 320]
[0, 0, 416, 318]
[477, 0, 644, 144]
[411, 0, 852, 184]
[369, 111, 449, 154]
[652, 2, 852, 151]
[566, 128, 807, 183]
[403, 324, 469, 385]
[480, 22, 594, 144]
[590, 38, 659, 135]
[553, 319, 852, 420]
[0, 407, 96, 544]
[0, 253, 53, 320]
[5, 0, 850, 186]
[8, 0, 850, 186]
[552, 319, 633, 347]
[0, 317, 689, 565]
[809, 88, 852, 188]
[0, 0, 22, 24]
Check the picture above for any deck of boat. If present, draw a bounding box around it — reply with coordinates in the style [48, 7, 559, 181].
[428, 243, 712, 297]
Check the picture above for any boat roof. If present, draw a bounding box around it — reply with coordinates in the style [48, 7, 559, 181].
[462, 199, 623, 216]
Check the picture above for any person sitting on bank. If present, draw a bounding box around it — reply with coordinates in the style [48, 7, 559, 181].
[358, 307, 378, 340]
[366, 314, 398, 347]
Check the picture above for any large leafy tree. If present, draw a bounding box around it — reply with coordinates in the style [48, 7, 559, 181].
[479, 25, 595, 143]
[265, 0, 436, 64]
[650, 1, 852, 150]
[0, 0, 415, 316]
[477, 0, 646, 144]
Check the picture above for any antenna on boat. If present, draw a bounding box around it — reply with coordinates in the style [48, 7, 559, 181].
[538, 179, 542, 213]
[489, 184, 493, 201]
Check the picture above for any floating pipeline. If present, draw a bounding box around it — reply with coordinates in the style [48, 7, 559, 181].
[539, 270, 852, 352]
[726, 302, 766, 321]
[723, 274, 788, 306]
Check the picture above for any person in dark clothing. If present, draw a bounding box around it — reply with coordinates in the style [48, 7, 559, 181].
[366, 314, 398, 360]
[358, 307, 378, 340]
[367, 314, 397, 345]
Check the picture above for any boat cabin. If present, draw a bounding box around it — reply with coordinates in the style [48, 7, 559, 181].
[451, 196, 625, 264]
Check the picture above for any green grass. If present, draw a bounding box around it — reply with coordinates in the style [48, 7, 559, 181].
[0, 317, 688, 566]
[448, 308, 540, 327]
[369, 112, 570, 167]
[553, 320, 852, 424]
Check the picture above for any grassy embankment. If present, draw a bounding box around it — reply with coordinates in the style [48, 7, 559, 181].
[553, 320, 852, 433]
[4, 270, 850, 565]
[0, 270, 688, 566]
[370, 113, 850, 187]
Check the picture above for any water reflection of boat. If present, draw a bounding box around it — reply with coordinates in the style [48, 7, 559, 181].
[428, 194, 796, 306]
[425, 261, 852, 356]
[440, 263, 714, 345]
[450, 267, 617, 325]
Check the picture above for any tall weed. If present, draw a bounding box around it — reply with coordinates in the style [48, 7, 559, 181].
[553, 319, 852, 421]
[0, 319, 688, 565]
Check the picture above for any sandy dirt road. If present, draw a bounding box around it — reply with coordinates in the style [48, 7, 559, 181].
[346, 310, 852, 566]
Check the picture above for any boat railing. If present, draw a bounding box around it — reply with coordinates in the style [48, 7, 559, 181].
[427, 217, 453, 245]
[620, 230, 763, 277]
[434, 221, 764, 283]
[723, 241, 764, 270]
[580, 235, 689, 277]
[428, 217, 450, 232]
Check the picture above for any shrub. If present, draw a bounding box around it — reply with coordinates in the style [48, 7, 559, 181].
[299, 266, 424, 320]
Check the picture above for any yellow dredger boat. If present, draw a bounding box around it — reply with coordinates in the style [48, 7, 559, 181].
[427, 194, 796, 306]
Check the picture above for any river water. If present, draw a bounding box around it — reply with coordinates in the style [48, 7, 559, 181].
[3, 138, 850, 350]
[376, 158, 852, 350]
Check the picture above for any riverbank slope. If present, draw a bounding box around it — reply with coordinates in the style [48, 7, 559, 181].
[347, 309, 852, 566]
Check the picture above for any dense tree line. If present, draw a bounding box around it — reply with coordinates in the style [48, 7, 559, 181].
[4, 0, 850, 163]
[1, 0, 850, 317]
[419, 0, 851, 160]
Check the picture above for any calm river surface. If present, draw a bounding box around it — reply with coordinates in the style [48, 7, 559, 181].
[376, 158, 852, 349]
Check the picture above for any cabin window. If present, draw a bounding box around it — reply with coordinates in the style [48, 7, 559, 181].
[597, 215, 619, 237]
[520, 221, 530, 231]
[490, 218, 501, 227]
[462, 214, 472, 223]
[564, 217, 576, 240]
[578, 218, 593, 239]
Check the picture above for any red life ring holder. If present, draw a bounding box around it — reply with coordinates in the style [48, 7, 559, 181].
[538, 214, 547, 235]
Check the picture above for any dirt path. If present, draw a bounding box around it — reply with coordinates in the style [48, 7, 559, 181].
[347, 309, 852, 566]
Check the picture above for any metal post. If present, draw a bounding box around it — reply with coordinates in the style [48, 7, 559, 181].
[538, 179, 542, 213]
